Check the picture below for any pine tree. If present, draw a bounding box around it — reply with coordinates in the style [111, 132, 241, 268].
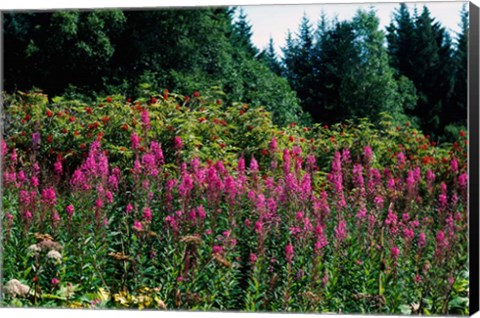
[447, 4, 468, 128]
[258, 37, 282, 76]
[232, 8, 258, 57]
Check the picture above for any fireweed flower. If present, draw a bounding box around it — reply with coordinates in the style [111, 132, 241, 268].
[397, 152, 406, 166]
[413, 167, 422, 182]
[283, 148, 291, 175]
[342, 148, 351, 164]
[212, 245, 223, 254]
[10, 148, 17, 164]
[1, 140, 6, 157]
[18, 171, 27, 184]
[459, 173, 468, 189]
[269, 137, 278, 152]
[363, 146, 373, 163]
[215, 161, 226, 176]
[108, 175, 119, 191]
[41, 187, 57, 205]
[174, 136, 183, 150]
[133, 220, 143, 231]
[196, 205, 206, 219]
[178, 173, 193, 198]
[51, 278, 60, 286]
[403, 228, 415, 241]
[143, 207, 152, 222]
[451, 158, 459, 172]
[249, 253, 258, 264]
[440, 182, 447, 194]
[66, 205, 74, 217]
[249, 156, 259, 173]
[300, 173, 312, 200]
[95, 199, 103, 209]
[141, 110, 151, 130]
[356, 207, 367, 220]
[406, 170, 416, 191]
[426, 169, 435, 183]
[255, 221, 263, 234]
[285, 243, 294, 263]
[373, 196, 384, 209]
[54, 160, 63, 175]
[387, 178, 396, 191]
[292, 146, 302, 157]
[131, 133, 140, 150]
[436, 230, 448, 251]
[438, 193, 448, 210]
[334, 220, 347, 243]
[322, 272, 329, 286]
[385, 209, 398, 234]
[352, 164, 365, 189]
[31, 176, 39, 188]
[32, 132, 41, 149]
[126, 203, 133, 214]
[391, 246, 400, 260]
[306, 154, 316, 171]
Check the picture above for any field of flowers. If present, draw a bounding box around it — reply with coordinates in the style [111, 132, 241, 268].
[1, 91, 469, 314]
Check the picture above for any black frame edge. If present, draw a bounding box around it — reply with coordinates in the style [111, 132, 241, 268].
[469, 1, 480, 316]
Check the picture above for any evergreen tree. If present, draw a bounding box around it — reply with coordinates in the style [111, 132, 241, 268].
[231, 8, 258, 57]
[258, 37, 282, 76]
[341, 9, 407, 123]
[446, 4, 468, 129]
[387, 4, 456, 138]
[281, 14, 317, 121]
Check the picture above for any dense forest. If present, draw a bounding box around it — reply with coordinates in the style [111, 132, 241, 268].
[2, 4, 468, 140]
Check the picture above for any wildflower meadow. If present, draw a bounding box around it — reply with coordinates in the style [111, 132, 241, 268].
[0, 90, 469, 314]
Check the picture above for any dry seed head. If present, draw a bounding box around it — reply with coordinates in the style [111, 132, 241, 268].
[180, 235, 203, 246]
[301, 291, 320, 302]
[38, 239, 63, 252]
[213, 253, 232, 268]
[108, 252, 132, 261]
[34, 233, 54, 242]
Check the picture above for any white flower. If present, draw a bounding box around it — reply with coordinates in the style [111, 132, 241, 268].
[27, 244, 41, 254]
[4, 279, 30, 297]
[46, 250, 62, 263]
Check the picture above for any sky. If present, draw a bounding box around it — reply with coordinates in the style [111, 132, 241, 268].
[237, 1, 467, 56]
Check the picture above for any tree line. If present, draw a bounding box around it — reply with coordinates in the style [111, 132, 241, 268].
[2, 4, 468, 140]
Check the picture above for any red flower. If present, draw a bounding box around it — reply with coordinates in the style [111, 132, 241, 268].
[216, 99, 222, 105]
[460, 130, 466, 137]
[289, 136, 294, 142]
[46, 110, 53, 117]
[151, 97, 157, 104]
[74, 131, 80, 136]
[47, 134, 53, 143]
[106, 97, 112, 103]
[80, 143, 86, 149]
[69, 116, 75, 123]
[239, 110, 245, 116]
[193, 91, 200, 98]
[121, 124, 129, 131]
[219, 143, 226, 149]
[261, 149, 268, 156]
[102, 116, 110, 125]
[85, 107, 93, 114]
[62, 128, 68, 134]
[184, 96, 190, 102]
